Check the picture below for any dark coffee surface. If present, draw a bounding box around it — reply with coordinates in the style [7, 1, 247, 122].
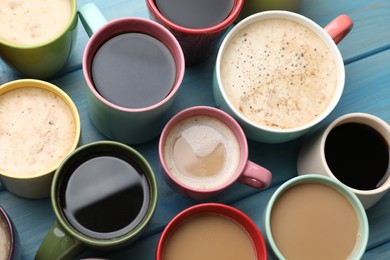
[92, 33, 176, 108]
[325, 123, 390, 190]
[59, 153, 150, 239]
[155, 0, 234, 29]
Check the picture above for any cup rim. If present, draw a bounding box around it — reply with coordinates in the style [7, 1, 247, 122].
[51, 140, 158, 247]
[0, 0, 77, 49]
[0, 79, 81, 180]
[82, 16, 185, 113]
[319, 112, 390, 194]
[158, 106, 248, 194]
[215, 10, 345, 135]
[145, 0, 244, 34]
[0, 207, 15, 260]
[264, 174, 369, 259]
[156, 202, 267, 259]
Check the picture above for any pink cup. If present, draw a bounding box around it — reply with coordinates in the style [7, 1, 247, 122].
[146, 0, 244, 66]
[158, 106, 272, 200]
[156, 203, 267, 260]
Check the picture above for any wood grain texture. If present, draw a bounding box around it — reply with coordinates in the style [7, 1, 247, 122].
[0, 0, 390, 259]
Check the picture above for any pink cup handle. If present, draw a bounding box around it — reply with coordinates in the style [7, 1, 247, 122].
[324, 14, 353, 44]
[238, 161, 272, 190]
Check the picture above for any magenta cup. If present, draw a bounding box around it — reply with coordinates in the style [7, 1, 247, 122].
[159, 106, 272, 200]
[146, 0, 244, 66]
[156, 203, 267, 260]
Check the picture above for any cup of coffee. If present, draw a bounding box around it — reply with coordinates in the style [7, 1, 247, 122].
[262, 175, 369, 259]
[0, 0, 78, 78]
[236, 0, 302, 22]
[0, 207, 21, 260]
[35, 141, 158, 259]
[159, 106, 272, 200]
[213, 11, 353, 143]
[145, 0, 244, 66]
[297, 112, 390, 209]
[156, 203, 267, 260]
[78, 3, 185, 144]
[0, 79, 80, 199]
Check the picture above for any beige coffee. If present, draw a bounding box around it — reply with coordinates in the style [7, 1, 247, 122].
[271, 183, 360, 259]
[0, 217, 10, 260]
[0, 0, 72, 45]
[0, 87, 76, 177]
[163, 115, 240, 190]
[221, 18, 337, 129]
[163, 213, 256, 260]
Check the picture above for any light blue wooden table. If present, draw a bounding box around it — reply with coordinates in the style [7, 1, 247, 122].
[1, 0, 390, 259]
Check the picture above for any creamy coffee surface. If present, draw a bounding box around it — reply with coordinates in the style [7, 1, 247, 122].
[0, 87, 76, 176]
[0, 219, 10, 260]
[221, 18, 337, 129]
[0, 0, 72, 45]
[163, 213, 256, 260]
[271, 183, 359, 259]
[164, 115, 240, 190]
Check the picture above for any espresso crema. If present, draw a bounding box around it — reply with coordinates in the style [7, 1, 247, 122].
[163, 115, 240, 190]
[221, 18, 337, 129]
[0, 0, 72, 45]
[0, 87, 76, 177]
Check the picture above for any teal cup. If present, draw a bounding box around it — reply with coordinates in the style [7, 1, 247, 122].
[261, 175, 369, 259]
[78, 3, 185, 144]
[0, 0, 78, 79]
[34, 141, 158, 260]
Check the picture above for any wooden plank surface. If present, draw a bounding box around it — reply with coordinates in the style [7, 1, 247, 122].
[1, 0, 390, 259]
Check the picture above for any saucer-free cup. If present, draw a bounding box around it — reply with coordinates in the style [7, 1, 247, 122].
[146, 0, 244, 66]
[213, 11, 353, 143]
[262, 175, 369, 259]
[156, 203, 267, 260]
[0, 79, 80, 199]
[159, 106, 272, 200]
[297, 113, 390, 209]
[236, 0, 302, 22]
[34, 141, 158, 260]
[0, 207, 21, 260]
[0, 0, 78, 79]
[79, 3, 185, 144]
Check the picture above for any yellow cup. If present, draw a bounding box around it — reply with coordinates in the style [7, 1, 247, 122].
[0, 79, 80, 199]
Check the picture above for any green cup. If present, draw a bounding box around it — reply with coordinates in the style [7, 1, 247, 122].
[0, 0, 78, 79]
[236, 0, 302, 22]
[35, 141, 158, 260]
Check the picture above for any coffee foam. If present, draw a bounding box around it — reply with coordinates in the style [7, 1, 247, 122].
[0, 0, 71, 45]
[0, 219, 10, 260]
[163, 115, 240, 190]
[0, 87, 76, 176]
[221, 18, 337, 129]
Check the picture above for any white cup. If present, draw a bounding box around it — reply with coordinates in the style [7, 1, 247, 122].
[297, 113, 390, 209]
[213, 11, 353, 143]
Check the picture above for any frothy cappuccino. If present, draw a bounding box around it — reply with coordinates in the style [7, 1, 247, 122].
[0, 217, 10, 260]
[163, 115, 240, 190]
[0, 0, 72, 46]
[221, 18, 337, 129]
[0, 87, 76, 177]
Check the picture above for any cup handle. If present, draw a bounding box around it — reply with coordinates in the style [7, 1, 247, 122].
[324, 14, 353, 44]
[237, 161, 272, 189]
[78, 2, 108, 37]
[34, 221, 84, 260]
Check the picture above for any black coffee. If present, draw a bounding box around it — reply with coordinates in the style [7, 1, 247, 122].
[325, 122, 390, 190]
[59, 152, 150, 239]
[92, 33, 176, 109]
[155, 0, 234, 29]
